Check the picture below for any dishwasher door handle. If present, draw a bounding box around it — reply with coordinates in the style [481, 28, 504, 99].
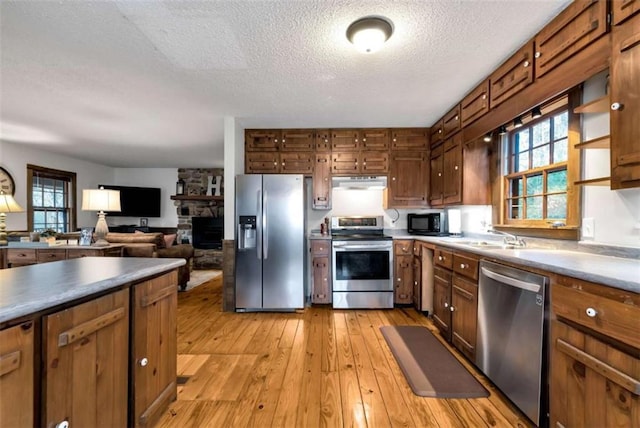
[481, 267, 541, 293]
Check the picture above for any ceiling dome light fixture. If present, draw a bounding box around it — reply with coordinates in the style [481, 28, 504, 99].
[346, 16, 394, 54]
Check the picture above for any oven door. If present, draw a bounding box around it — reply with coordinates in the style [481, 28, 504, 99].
[332, 240, 393, 291]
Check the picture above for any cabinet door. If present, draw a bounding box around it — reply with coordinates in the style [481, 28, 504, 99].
[550, 319, 640, 428]
[332, 152, 359, 175]
[461, 80, 490, 128]
[44, 289, 129, 428]
[490, 42, 534, 107]
[386, 151, 428, 208]
[443, 134, 463, 205]
[314, 129, 332, 152]
[245, 129, 280, 152]
[451, 275, 478, 361]
[430, 119, 444, 147]
[429, 145, 444, 206]
[412, 256, 421, 310]
[442, 104, 461, 139]
[245, 152, 280, 174]
[133, 271, 178, 428]
[391, 128, 429, 151]
[535, 0, 608, 78]
[611, 12, 640, 190]
[313, 154, 331, 209]
[280, 152, 314, 174]
[432, 267, 452, 341]
[613, 0, 640, 24]
[281, 129, 315, 151]
[361, 128, 390, 151]
[331, 129, 360, 151]
[0, 321, 34, 428]
[361, 151, 389, 174]
[312, 256, 331, 304]
[394, 254, 413, 304]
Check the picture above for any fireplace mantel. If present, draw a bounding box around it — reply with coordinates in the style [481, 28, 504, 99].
[171, 195, 224, 202]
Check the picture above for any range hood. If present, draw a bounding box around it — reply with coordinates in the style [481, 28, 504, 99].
[331, 176, 388, 190]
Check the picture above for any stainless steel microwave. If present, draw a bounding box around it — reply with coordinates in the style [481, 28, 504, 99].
[407, 212, 449, 236]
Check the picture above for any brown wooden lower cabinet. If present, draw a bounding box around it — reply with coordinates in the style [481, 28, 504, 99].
[0, 321, 34, 427]
[451, 274, 478, 361]
[432, 266, 452, 341]
[393, 240, 413, 304]
[550, 319, 640, 427]
[44, 288, 130, 428]
[132, 271, 178, 427]
[310, 240, 331, 304]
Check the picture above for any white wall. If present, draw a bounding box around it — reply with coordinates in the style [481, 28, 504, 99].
[305, 183, 491, 234]
[223, 116, 245, 240]
[1, 140, 114, 230]
[581, 72, 640, 247]
[112, 168, 179, 227]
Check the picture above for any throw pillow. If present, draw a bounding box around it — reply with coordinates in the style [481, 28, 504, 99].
[164, 233, 177, 247]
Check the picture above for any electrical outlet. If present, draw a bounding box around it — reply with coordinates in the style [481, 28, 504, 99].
[582, 217, 595, 239]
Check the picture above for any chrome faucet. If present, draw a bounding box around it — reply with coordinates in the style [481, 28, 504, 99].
[487, 228, 526, 247]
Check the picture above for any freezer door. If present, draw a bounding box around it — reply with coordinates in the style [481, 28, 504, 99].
[262, 175, 304, 309]
[235, 175, 263, 309]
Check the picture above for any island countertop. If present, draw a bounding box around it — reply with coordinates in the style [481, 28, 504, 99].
[0, 257, 185, 325]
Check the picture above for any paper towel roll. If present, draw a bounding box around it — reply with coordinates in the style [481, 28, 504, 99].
[448, 209, 461, 234]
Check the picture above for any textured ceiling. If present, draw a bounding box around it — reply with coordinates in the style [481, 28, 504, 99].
[0, 0, 571, 168]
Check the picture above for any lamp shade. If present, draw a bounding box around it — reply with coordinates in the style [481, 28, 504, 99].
[82, 188, 121, 212]
[0, 192, 24, 212]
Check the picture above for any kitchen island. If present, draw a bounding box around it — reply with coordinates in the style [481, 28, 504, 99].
[0, 257, 185, 428]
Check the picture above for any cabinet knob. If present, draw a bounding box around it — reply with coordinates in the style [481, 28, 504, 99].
[282, 139, 286, 142]
[585, 307, 597, 318]
[611, 102, 622, 111]
[482, 94, 487, 100]
[444, 302, 449, 308]
[460, 263, 467, 269]
[392, 177, 396, 181]
[450, 306, 455, 312]
[438, 129, 442, 134]
[414, 281, 418, 285]
[393, 138, 397, 142]
[56, 421, 70, 428]
[438, 172, 442, 177]
[139, 357, 149, 367]
[455, 115, 459, 121]
[534, 51, 541, 58]
[523, 60, 530, 67]
[324, 278, 327, 282]
[454, 165, 458, 170]
[438, 256, 443, 261]
[363, 138, 367, 142]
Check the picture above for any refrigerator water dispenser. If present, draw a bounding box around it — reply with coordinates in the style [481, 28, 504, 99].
[238, 216, 257, 249]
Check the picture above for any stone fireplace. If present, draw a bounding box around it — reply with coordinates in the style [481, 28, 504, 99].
[174, 168, 224, 270]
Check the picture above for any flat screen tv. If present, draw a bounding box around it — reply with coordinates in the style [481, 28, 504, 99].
[99, 185, 161, 218]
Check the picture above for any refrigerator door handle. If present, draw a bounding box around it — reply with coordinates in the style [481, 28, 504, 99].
[256, 190, 262, 260]
[263, 190, 268, 259]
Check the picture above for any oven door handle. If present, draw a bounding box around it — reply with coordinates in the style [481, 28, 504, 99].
[333, 244, 392, 250]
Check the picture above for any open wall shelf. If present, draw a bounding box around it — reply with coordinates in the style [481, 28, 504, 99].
[574, 177, 611, 186]
[575, 135, 610, 149]
[170, 195, 224, 202]
[573, 95, 610, 114]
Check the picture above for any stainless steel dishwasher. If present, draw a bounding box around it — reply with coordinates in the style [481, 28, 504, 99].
[476, 260, 549, 427]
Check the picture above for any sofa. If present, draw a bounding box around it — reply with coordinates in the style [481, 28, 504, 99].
[103, 232, 194, 290]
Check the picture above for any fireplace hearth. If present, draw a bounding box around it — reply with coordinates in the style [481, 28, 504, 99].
[192, 217, 223, 250]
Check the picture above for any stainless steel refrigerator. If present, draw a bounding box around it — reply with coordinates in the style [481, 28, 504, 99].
[235, 174, 305, 311]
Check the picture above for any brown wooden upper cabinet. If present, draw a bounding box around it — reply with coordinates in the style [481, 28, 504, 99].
[331, 129, 360, 151]
[610, 12, 640, 189]
[490, 42, 534, 107]
[442, 104, 461, 138]
[612, 0, 640, 24]
[385, 151, 428, 208]
[390, 128, 429, 151]
[361, 128, 390, 150]
[461, 79, 490, 128]
[430, 119, 444, 147]
[534, 0, 608, 78]
[245, 129, 280, 151]
[280, 129, 315, 151]
[313, 154, 331, 209]
[245, 152, 280, 174]
[429, 144, 444, 206]
[314, 129, 331, 152]
[280, 152, 315, 174]
[442, 133, 463, 205]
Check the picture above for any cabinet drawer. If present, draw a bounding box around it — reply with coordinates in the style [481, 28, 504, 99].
[552, 281, 640, 350]
[489, 42, 534, 107]
[67, 248, 103, 259]
[37, 249, 67, 263]
[394, 240, 413, 255]
[461, 79, 489, 127]
[430, 120, 444, 147]
[7, 249, 37, 264]
[310, 240, 330, 256]
[442, 104, 461, 139]
[434, 248, 453, 269]
[453, 253, 479, 281]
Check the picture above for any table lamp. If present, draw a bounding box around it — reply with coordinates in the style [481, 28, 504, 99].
[0, 191, 25, 246]
[82, 187, 121, 246]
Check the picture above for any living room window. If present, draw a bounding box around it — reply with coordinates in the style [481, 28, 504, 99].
[497, 92, 581, 239]
[27, 164, 77, 233]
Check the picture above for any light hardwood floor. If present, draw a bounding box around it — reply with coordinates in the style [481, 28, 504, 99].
[155, 275, 533, 427]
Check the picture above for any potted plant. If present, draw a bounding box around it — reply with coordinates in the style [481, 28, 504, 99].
[40, 229, 58, 245]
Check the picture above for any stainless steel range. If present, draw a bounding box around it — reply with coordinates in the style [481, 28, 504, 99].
[331, 216, 394, 309]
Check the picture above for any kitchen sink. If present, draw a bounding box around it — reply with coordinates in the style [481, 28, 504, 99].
[458, 241, 529, 250]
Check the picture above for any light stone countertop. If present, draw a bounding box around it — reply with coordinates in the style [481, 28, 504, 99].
[385, 230, 640, 294]
[0, 257, 185, 325]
